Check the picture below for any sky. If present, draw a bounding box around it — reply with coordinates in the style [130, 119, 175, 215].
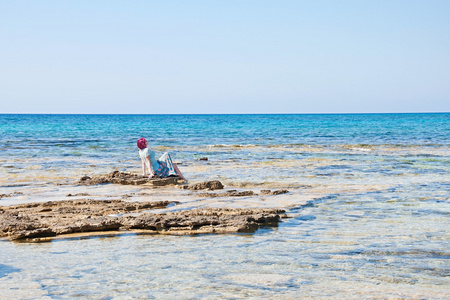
[1, 0, 449, 114]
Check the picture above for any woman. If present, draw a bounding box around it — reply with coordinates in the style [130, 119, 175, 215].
[137, 137, 187, 181]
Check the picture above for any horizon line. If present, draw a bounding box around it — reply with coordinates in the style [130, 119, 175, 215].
[0, 111, 449, 115]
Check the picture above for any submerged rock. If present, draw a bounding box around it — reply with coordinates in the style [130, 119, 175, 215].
[0, 192, 24, 199]
[0, 200, 284, 241]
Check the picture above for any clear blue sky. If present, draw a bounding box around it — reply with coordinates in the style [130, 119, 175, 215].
[1, 0, 449, 114]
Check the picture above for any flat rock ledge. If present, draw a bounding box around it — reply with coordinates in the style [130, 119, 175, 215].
[0, 199, 285, 241]
[78, 171, 225, 190]
[196, 189, 289, 197]
[78, 170, 186, 186]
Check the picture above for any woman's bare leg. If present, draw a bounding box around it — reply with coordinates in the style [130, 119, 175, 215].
[173, 163, 187, 181]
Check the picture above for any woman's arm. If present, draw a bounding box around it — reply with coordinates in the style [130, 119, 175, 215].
[141, 158, 147, 176]
[146, 156, 154, 177]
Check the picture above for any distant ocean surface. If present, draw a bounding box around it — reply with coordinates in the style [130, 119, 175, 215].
[1, 113, 449, 298]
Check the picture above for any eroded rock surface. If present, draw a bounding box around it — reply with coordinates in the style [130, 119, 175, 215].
[260, 189, 290, 195]
[78, 171, 185, 186]
[196, 189, 289, 198]
[121, 208, 284, 235]
[184, 180, 224, 190]
[0, 199, 284, 241]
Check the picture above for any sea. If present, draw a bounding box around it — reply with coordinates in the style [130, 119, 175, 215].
[0, 113, 449, 299]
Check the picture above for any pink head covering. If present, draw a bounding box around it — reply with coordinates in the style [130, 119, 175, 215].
[137, 137, 147, 150]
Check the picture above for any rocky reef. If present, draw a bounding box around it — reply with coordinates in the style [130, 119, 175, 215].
[0, 199, 285, 241]
[0, 174, 290, 242]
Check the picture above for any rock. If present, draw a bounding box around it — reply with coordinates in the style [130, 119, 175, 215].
[0, 200, 284, 241]
[0, 192, 24, 199]
[196, 190, 255, 197]
[260, 189, 289, 195]
[228, 190, 255, 196]
[272, 190, 289, 195]
[78, 171, 185, 186]
[195, 189, 289, 198]
[149, 177, 184, 186]
[108, 170, 121, 178]
[120, 208, 283, 234]
[185, 180, 224, 191]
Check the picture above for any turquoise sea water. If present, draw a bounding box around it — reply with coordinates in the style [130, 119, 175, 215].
[0, 113, 449, 298]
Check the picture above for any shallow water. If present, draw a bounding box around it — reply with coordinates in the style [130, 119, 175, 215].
[1, 113, 449, 298]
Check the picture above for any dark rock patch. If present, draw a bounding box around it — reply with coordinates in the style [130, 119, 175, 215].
[271, 189, 289, 195]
